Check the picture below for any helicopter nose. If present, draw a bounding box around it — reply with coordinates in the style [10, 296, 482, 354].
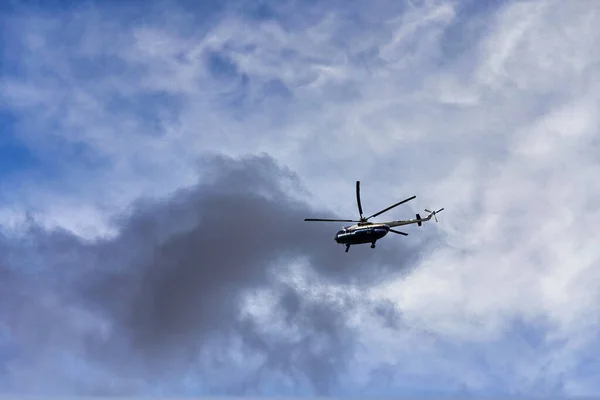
[334, 231, 343, 242]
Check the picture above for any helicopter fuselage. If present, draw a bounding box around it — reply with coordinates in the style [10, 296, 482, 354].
[334, 224, 390, 245]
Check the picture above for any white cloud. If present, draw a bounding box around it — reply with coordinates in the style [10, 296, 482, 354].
[2, 0, 600, 394]
[365, 0, 600, 392]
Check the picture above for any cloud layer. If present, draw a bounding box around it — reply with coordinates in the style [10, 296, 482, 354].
[0, 154, 420, 395]
[1, 0, 600, 396]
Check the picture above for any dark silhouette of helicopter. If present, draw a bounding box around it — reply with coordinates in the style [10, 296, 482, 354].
[305, 181, 443, 252]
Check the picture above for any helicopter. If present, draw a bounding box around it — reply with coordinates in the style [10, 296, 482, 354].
[304, 181, 444, 252]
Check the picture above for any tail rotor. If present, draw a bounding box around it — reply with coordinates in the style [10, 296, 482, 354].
[424, 208, 444, 222]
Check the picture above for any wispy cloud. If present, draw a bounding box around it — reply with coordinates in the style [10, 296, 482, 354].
[1, 0, 600, 396]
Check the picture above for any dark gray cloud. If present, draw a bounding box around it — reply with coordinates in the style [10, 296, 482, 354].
[0, 153, 422, 395]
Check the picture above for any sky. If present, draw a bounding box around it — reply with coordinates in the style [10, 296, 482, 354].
[0, 0, 600, 396]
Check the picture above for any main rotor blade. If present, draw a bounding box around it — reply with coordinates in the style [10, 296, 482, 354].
[366, 195, 416, 220]
[356, 181, 364, 219]
[304, 218, 359, 222]
[389, 229, 408, 236]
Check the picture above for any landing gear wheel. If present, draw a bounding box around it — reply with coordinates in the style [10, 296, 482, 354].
[371, 242, 376, 249]
[345, 244, 350, 253]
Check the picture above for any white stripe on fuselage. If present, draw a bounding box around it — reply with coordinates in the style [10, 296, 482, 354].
[343, 222, 387, 231]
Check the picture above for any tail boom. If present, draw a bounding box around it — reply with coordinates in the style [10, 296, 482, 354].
[384, 208, 443, 228]
[385, 215, 431, 228]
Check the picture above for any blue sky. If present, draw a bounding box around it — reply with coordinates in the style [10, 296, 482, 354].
[1, 0, 600, 396]
[0, 111, 38, 174]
